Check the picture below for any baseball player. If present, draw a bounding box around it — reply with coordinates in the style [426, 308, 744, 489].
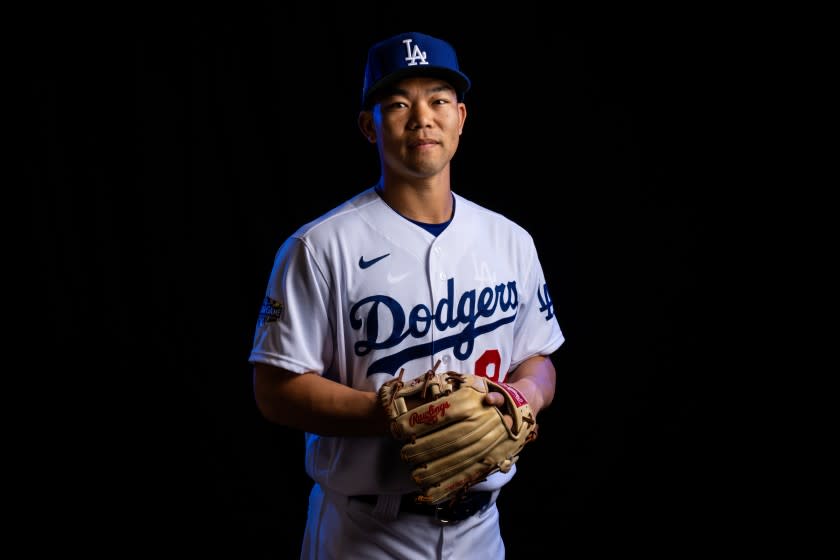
[250, 31, 564, 559]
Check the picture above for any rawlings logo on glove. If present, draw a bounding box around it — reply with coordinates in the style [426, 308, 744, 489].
[410, 401, 451, 426]
[378, 361, 538, 505]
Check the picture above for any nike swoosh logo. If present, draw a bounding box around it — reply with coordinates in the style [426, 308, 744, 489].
[359, 253, 390, 269]
[387, 272, 410, 284]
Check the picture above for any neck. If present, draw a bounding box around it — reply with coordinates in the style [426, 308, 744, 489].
[376, 177, 454, 224]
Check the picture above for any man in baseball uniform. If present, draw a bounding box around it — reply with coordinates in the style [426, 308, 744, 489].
[250, 31, 564, 559]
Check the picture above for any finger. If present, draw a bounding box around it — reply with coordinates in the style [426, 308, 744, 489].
[484, 392, 504, 407]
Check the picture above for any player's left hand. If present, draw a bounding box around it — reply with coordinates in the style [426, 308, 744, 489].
[484, 390, 514, 430]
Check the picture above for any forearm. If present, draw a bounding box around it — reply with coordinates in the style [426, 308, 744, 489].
[506, 355, 556, 416]
[253, 364, 389, 436]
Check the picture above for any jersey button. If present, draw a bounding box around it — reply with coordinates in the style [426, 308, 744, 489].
[439, 272, 446, 281]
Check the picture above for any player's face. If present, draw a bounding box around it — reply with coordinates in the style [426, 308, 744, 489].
[365, 77, 467, 181]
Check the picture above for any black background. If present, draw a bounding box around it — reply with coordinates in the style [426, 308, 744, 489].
[29, 4, 746, 558]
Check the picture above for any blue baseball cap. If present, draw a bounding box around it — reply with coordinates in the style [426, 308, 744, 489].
[361, 31, 471, 109]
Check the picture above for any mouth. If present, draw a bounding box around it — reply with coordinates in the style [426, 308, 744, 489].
[408, 139, 440, 148]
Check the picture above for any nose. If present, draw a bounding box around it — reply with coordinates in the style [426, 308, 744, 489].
[408, 102, 433, 129]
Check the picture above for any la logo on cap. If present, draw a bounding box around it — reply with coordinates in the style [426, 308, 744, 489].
[403, 38, 430, 67]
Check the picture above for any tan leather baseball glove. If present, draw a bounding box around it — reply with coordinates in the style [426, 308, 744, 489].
[378, 361, 538, 505]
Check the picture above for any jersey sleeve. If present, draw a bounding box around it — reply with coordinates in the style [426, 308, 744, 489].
[248, 235, 334, 374]
[510, 239, 564, 369]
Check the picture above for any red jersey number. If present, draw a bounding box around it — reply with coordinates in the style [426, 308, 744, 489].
[474, 349, 502, 382]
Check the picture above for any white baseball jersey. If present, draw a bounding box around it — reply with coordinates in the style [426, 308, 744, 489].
[249, 186, 564, 497]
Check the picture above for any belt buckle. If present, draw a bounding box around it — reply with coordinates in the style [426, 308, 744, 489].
[433, 502, 457, 525]
[432, 493, 479, 525]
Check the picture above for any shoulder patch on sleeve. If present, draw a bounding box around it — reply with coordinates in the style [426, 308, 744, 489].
[257, 296, 285, 326]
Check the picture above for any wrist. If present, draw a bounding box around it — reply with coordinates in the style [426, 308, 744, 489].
[508, 378, 544, 415]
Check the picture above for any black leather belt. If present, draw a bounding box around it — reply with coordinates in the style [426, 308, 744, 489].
[352, 491, 492, 524]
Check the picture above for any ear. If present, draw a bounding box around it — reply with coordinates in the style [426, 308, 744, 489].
[458, 102, 467, 135]
[358, 111, 376, 143]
